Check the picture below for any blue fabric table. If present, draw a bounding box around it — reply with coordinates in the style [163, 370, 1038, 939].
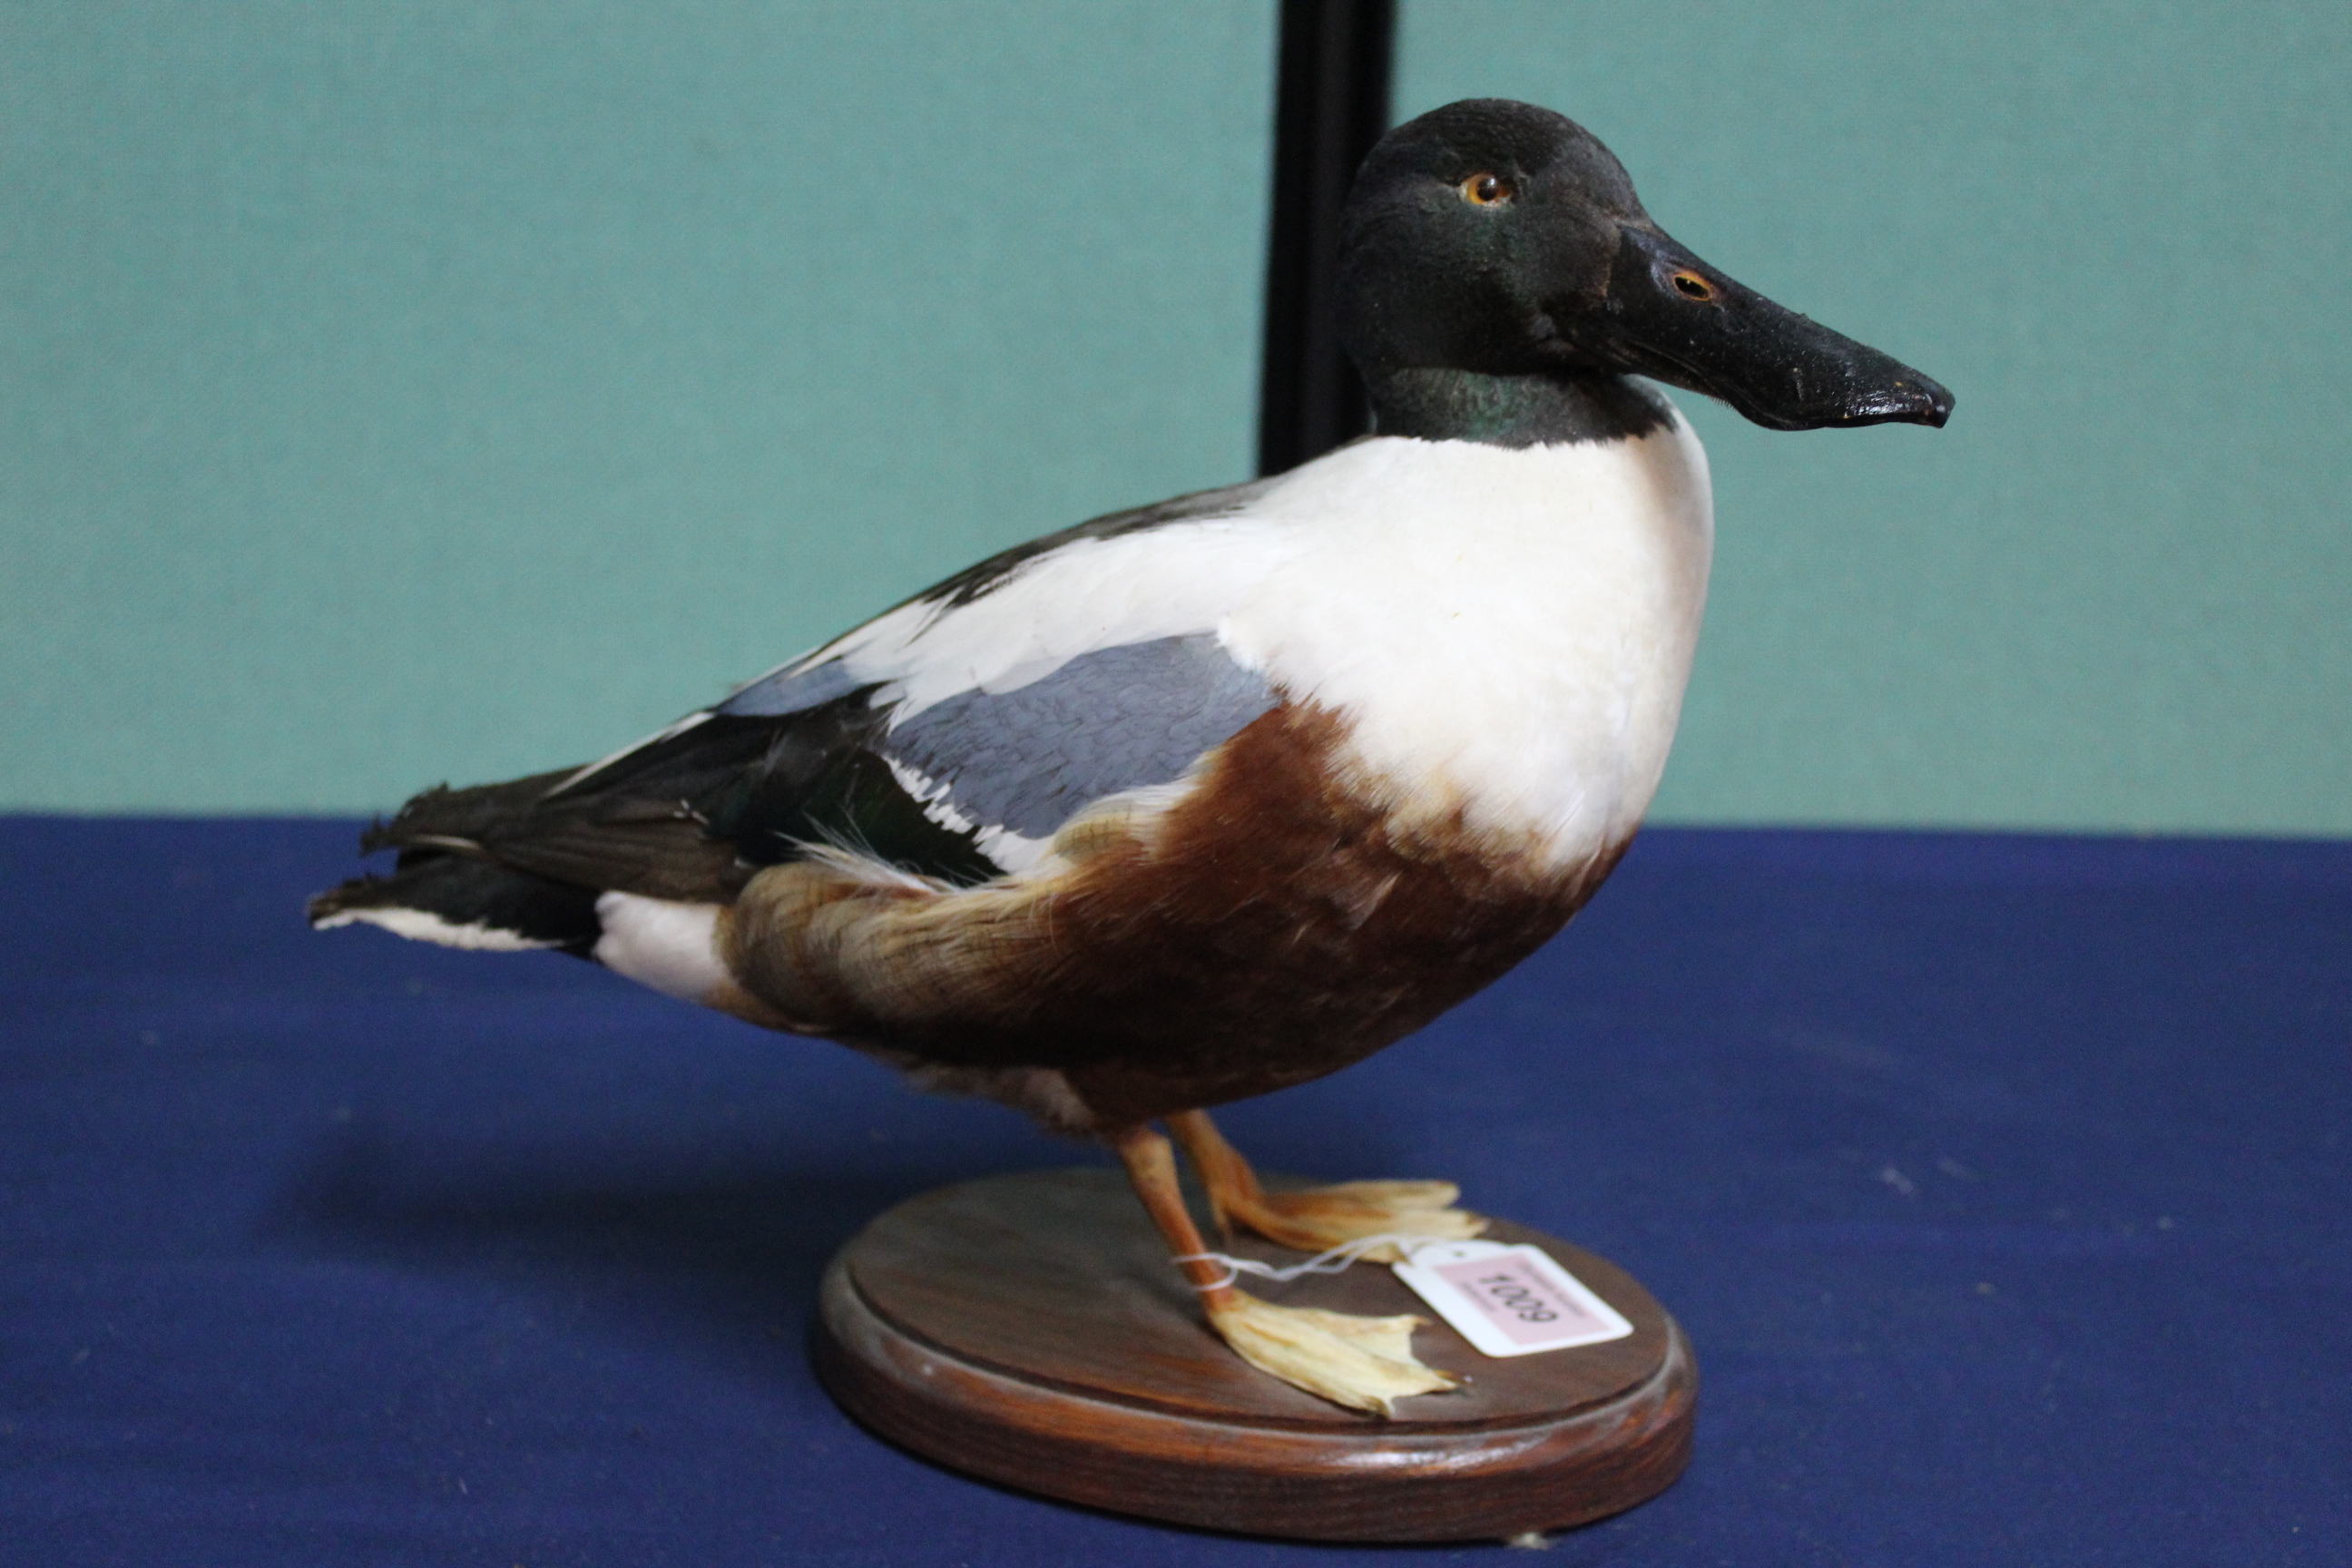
[3, 818, 2346, 1565]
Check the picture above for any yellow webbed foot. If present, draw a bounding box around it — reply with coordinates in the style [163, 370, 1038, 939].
[1229, 1178, 1486, 1261]
[1205, 1290, 1458, 1416]
[1123, 1117, 1470, 1415]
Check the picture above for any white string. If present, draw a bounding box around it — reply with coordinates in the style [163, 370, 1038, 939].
[1169, 1234, 1421, 1292]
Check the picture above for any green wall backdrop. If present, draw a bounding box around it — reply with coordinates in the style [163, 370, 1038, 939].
[0, 1, 1279, 808]
[3, 2, 2346, 834]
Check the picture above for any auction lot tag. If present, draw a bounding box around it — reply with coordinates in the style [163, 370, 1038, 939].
[1392, 1240, 1634, 1357]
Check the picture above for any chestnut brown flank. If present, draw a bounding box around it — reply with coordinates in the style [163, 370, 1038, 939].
[721, 704, 1629, 1128]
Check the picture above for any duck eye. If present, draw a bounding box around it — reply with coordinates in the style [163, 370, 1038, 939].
[1671, 270, 1716, 302]
[1459, 172, 1514, 207]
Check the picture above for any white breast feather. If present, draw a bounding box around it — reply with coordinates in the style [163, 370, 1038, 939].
[1223, 409, 1714, 866]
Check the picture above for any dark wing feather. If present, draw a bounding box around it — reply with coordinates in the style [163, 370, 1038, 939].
[344, 691, 979, 903]
[326, 479, 1284, 908]
[595, 633, 1277, 886]
[342, 630, 1277, 905]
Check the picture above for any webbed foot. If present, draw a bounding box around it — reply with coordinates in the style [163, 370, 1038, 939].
[1115, 1122, 1463, 1416]
[1205, 1290, 1458, 1416]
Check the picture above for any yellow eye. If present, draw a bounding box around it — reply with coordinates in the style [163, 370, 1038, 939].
[1671, 270, 1716, 301]
[1459, 172, 1514, 207]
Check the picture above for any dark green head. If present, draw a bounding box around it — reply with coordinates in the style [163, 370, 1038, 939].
[1337, 100, 1952, 442]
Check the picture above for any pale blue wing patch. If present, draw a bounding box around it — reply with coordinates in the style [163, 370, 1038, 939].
[718, 656, 866, 719]
[884, 634, 1277, 841]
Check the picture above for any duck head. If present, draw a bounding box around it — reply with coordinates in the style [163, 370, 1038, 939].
[1337, 99, 1953, 441]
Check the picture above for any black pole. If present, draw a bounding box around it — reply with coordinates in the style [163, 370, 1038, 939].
[1256, 0, 1395, 477]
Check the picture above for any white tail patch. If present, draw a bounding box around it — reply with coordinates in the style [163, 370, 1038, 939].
[312, 906, 560, 953]
[593, 893, 729, 1003]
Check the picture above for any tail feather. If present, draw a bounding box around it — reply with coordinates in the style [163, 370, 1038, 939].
[309, 852, 603, 956]
[359, 767, 581, 857]
[354, 762, 744, 905]
[318, 739, 764, 957]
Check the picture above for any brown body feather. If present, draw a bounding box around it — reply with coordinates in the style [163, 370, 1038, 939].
[718, 704, 1629, 1130]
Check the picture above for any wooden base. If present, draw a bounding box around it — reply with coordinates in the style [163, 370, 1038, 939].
[812, 1169, 1695, 1543]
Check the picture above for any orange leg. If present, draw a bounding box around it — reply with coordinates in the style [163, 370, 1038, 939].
[1110, 1123, 1237, 1312]
[1111, 1119, 1458, 1417]
[1166, 1108, 1486, 1259]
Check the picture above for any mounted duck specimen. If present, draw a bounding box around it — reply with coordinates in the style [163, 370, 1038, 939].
[313, 99, 1951, 1416]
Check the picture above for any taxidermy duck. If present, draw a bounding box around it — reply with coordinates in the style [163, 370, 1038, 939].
[312, 99, 1950, 1416]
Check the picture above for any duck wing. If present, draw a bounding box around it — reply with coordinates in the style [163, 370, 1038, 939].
[311, 475, 1298, 943]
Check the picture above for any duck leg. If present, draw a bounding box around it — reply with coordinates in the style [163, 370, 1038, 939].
[1166, 1109, 1486, 1261]
[1112, 1123, 1457, 1417]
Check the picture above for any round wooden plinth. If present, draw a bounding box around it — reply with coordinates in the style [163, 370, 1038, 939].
[812, 1169, 1695, 1543]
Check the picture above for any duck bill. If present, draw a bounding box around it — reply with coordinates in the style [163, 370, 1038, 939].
[1584, 227, 1953, 431]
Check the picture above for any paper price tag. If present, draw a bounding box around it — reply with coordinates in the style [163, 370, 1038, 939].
[1392, 1240, 1634, 1357]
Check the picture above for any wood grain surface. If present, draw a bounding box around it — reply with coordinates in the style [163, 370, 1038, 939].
[812, 1168, 1695, 1541]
